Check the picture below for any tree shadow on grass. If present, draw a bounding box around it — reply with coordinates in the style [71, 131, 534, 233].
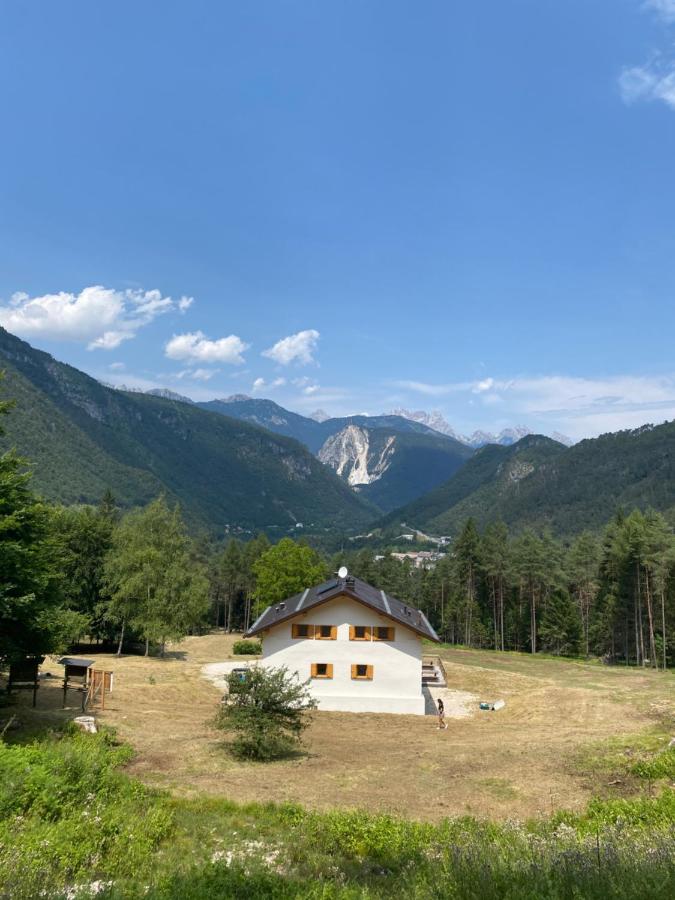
[215, 737, 317, 763]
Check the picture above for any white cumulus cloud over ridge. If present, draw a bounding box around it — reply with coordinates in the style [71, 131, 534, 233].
[262, 329, 319, 365]
[0, 286, 192, 350]
[165, 331, 249, 365]
[396, 374, 675, 440]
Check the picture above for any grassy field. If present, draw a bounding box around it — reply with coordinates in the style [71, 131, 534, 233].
[9, 634, 674, 823]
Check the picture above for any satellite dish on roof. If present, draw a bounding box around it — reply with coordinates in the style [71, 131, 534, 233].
[338, 566, 348, 579]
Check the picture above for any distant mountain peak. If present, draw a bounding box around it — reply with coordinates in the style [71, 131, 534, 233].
[389, 408, 462, 440]
[390, 408, 573, 448]
[310, 408, 330, 423]
[145, 388, 194, 404]
[219, 393, 252, 403]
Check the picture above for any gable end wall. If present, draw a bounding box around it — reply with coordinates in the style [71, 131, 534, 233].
[261, 594, 425, 715]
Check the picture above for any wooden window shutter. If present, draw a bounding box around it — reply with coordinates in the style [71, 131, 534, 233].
[349, 625, 355, 641]
[330, 625, 337, 640]
[326, 664, 333, 679]
[311, 663, 318, 678]
[366, 665, 373, 680]
[351, 664, 357, 679]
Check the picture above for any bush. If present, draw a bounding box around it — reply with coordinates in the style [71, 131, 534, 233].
[0, 729, 173, 898]
[232, 639, 262, 656]
[215, 665, 316, 760]
[632, 747, 675, 781]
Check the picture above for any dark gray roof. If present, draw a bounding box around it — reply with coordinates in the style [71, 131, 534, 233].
[245, 575, 440, 642]
[58, 657, 95, 668]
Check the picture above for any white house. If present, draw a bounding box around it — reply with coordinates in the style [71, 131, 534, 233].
[244, 573, 440, 715]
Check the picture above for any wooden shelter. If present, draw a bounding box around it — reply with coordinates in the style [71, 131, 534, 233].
[6, 656, 45, 708]
[59, 657, 95, 710]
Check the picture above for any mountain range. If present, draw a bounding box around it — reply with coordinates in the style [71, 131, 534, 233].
[2, 327, 675, 540]
[0, 328, 374, 533]
[381, 423, 675, 537]
[389, 408, 573, 448]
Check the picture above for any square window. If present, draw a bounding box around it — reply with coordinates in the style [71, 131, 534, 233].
[312, 662, 332, 679]
[352, 664, 372, 680]
[317, 625, 335, 639]
[297, 624, 309, 637]
[354, 626, 366, 639]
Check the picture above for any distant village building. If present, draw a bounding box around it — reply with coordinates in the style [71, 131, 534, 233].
[245, 574, 439, 715]
[390, 550, 447, 569]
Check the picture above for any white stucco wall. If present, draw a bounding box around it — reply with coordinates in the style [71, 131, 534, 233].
[260, 595, 425, 715]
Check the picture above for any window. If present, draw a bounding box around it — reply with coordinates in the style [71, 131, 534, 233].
[351, 664, 373, 680]
[315, 624, 337, 640]
[373, 626, 395, 641]
[292, 623, 314, 639]
[349, 625, 371, 641]
[311, 663, 333, 679]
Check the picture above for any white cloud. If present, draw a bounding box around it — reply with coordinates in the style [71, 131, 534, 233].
[0, 285, 192, 350]
[392, 379, 470, 397]
[619, 58, 675, 109]
[478, 374, 675, 438]
[251, 376, 287, 393]
[645, 0, 675, 23]
[619, 3, 675, 110]
[165, 331, 248, 365]
[392, 373, 675, 440]
[472, 377, 495, 394]
[108, 362, 126, 371]
[174, 368, 219, 382]
[262, 329, 320, 366]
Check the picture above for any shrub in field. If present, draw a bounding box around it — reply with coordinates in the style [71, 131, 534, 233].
[232, 639, 262, 655]
[215, 665, 316, 760]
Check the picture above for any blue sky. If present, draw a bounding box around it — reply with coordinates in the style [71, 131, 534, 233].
[2, 0, 675, 441]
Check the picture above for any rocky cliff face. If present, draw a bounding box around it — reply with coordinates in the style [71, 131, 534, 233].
[318, 425, 396, 486]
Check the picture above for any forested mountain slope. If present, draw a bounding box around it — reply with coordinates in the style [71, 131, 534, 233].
[384, 423, 675, 536]
[0, 328, 375, 532]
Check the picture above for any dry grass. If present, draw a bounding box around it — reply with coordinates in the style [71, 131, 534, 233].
[6, 634, 674, 822]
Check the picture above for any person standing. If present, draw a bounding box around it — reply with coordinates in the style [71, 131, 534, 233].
[437, 697, 448, 730]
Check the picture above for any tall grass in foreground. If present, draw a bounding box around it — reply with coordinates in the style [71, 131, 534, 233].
[0, 729, 673, 899]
